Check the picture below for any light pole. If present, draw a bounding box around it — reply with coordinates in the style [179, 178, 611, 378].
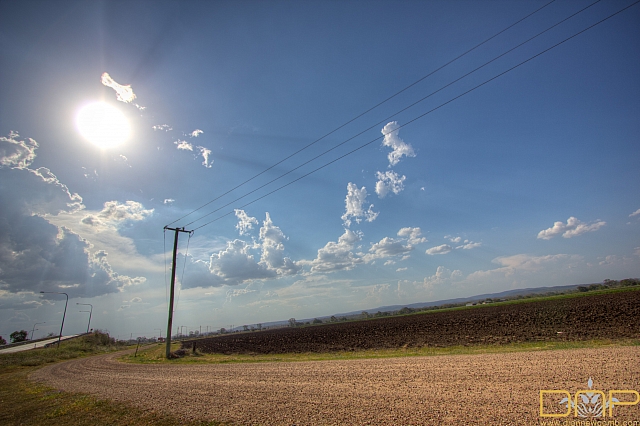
[30, 322, 45, 340]
[154, 328, 162, 339]
[40, 291, 68, 348]
[77, 303, 93, 333]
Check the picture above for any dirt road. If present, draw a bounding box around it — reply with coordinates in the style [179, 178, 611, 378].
[31, 346, 640, 425]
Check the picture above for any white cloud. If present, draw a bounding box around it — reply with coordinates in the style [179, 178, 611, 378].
[365, 237, 413, 261]
[397, 227, 427, 245]
[426, 244, 452, 255]
[0, 131, 38, 169]
[302, 229, 363, 273]
[630, 209, 640, 218]
[197, 146, 213, 168]
[445, 235, 462, 244]
[457, 241, 482, 250]
[181, 213, 299, 289]
[537, 217, 606, 240]
[190, 129, 204, 137]
[115, 154, 131, 168]
[152, 124, 172, 132]
[101, 72, 136, 103]
[258, 213, 300, 276]
[235, 209, 258, 235]
[424, 266, 463, 289]
[175, 140, 193, 151]
[341, 183, 378, 227]
[396, 267, 408, 272]
[375, 170, 406, 198]
[209, 239, 276, 285]
[381, 121, 416, 166]
[163, 199, 175, 205]
[81, 201, 153, 229]
[466, 254, 583, 289]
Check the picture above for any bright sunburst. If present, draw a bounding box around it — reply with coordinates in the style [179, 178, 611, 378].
[76, 102, 130, 148]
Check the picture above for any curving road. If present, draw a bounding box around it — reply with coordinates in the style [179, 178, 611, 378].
[31, 346, 640, 425]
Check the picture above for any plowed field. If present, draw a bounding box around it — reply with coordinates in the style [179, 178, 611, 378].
[186, 290, 640, 354]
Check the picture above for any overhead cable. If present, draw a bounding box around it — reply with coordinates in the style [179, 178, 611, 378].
[191, 0, 639, 232]
[165, 0, 557, 228]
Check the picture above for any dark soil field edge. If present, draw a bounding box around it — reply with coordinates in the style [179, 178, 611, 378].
[184, 289, 640, 354]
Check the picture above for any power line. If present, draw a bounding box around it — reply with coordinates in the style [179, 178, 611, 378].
[191, 0, 639, 232]
[165, 0, 557, 228]
[183, 0, 603, 228]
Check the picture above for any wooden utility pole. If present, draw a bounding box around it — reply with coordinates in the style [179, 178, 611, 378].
[164, 226, 192, 359]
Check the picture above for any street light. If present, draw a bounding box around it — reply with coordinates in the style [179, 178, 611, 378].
[77, 303, 93, 333]
[30, 322, 45, 340]
[40, 291, 68, 348]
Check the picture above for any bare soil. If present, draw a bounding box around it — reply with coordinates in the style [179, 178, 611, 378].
[187, 290, 640, 354]
[31, 346, 640, 425]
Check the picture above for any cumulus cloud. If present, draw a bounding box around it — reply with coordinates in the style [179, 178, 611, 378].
[0, 132, 146, 298]
[0, 216, 144, 297]
[397, 227, 427, 245]
[0, 131, 38, 169]
[190, 129, 204, 137]
[423, 266, 463, 289]
[341, 183, 378, 227]
[426, 244, 453, 255]
[163, 199, 175, 205]
[101, 72, 136, 103]
[235, 209, 258, 235]
[365, 237, 413, 261]
[375, 170, 406, 198]
[175, 140, 193, 151]
[537, 217, 606, 240]
[630, 209, 640, 218]
[381, 121, 416, 166]
[258, 213, 300, 276]
[80, 201, 153, 229]
[457, 241, 481, 250]
[197, 146, 213, 168]
[302, 229, 363, 273]
[181, 213, 299, 289]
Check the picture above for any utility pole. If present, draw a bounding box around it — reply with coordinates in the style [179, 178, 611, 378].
[164, 226, 192, 359]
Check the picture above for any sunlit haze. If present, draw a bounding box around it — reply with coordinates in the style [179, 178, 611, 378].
[1, 1, 638, 341]
[76, 102, 130, 148]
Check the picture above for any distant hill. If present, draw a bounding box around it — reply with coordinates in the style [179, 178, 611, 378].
[251, 283, 584, 330]
[332, 283, 582, 317]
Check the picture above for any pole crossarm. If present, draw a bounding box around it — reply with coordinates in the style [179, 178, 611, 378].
[163, 226, 193, 359]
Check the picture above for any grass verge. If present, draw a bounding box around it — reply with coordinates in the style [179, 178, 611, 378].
[0, 333, 224, 426]
[123, 338, 640, 365]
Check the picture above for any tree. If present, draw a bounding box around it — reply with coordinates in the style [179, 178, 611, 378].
[10, 330, 28, 343]
[219, 327, 226, 334]
[330, 316, 337, 322]
[288, 318, 297, 327]
[243, 325, 249, 331]
[256, 323, 262, 330]
[312, 318, 322, 324]
[0, 336, 6, 345]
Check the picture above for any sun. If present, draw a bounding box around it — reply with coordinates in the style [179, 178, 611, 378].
[76, 102, 130, 148]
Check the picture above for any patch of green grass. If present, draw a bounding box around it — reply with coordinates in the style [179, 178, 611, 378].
[0, 333, 226, 426]
[123, 338, 640, 365]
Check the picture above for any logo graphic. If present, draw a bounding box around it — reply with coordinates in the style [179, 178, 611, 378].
[540, 378, 639, 418]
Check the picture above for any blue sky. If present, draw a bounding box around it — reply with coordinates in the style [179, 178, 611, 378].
[1, 0, 639, 340]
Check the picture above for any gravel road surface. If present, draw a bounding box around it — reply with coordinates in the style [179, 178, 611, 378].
[31, 346, 640, 425]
